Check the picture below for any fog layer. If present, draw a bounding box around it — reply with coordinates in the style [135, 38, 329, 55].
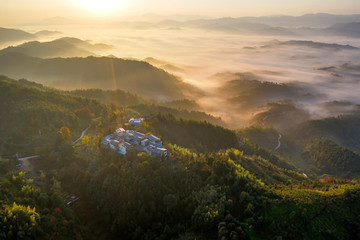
[3, 17, 360, 128]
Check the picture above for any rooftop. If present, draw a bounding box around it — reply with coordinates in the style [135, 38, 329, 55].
[147, 134, 161, 143]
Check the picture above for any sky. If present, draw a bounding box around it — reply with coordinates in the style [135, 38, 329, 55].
[1, 0, 360, 24]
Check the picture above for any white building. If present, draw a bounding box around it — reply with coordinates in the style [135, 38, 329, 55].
[147, 134, 162, 148]
[152, 147, 168, 157]
[129, 118, 145, 127]
[115, 128, 126, 137]
[102, 126, 167, 158]
[109, 140, 120, 150]
[119, 142, 131, 155]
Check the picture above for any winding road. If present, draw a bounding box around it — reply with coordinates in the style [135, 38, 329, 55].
[275, 134, 282, 151]
[18, 155, 41, 161]
[73, 125, 91, 145]
[17, 155, 40, 172]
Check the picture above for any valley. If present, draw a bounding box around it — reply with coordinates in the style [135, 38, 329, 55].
[1, 9, 360, 240]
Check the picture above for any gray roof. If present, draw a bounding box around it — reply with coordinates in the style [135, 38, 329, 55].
[110, 140, 119, 145]
[153, 147, 167, 153]
[147, 135, 161, 143]
[129, 118, 144, 124]
[116, 128, 125, 133]
[133, 131, 145, 139]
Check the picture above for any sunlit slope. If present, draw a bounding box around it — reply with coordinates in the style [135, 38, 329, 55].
[0, 53, 197, 100]
[0, 27, 35, 43]
[0, 76, 108, 155]
[0, 37, 113, 58]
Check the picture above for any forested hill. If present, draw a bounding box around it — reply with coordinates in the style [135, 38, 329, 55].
[303, 138, 360, 177]
[150, 114, 237, 152]
[288, 114, 360, 151]
[0, 37, 114, 58]
[0, 52, 197, 100]
[128, 104, 225, 127]
[1, 76, 360, 240]
[68, 88, 147, 106]
[0, 75, 113, 155]
[68, 89, 224, 126]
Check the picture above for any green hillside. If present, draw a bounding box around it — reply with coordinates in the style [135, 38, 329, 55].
[68, 90, 223, 125]
[303, 138, 360, 177]
[129, 104, 224, 126]
[148, 114, 237, 152]
[0, 75, 112, 155]
[0, 53, 197, 100]
[69, 88, 147, 107]
[237, 127, 280, 151]
[160, 99, 201, 111]
[0, 76, 359, 240]
[288, 114, 360, 151]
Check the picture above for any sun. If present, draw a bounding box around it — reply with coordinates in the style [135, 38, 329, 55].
[79, 0, 123, 14]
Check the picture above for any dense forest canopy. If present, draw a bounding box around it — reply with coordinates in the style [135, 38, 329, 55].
[0, 76, 359, 239]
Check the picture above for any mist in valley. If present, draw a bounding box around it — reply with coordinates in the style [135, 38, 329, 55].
[2, 14, 360, 129]
[3, 0, 360, 237]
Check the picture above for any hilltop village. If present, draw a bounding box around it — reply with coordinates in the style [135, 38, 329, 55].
[102, 118, 168, 157]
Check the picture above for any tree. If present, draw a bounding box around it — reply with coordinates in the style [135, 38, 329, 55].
[59, 126, 71, 141]
[81, 135, 90, 146]
[0, 202, 40, 239]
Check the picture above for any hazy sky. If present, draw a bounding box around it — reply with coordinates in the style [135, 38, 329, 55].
[1, 0, 360, 24]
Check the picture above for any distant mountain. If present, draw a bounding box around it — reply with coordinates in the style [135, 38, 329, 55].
[0, 53, 197, 100]
[34, 30, 61, 37]
[182, 18, 294, 35]
[113, 17, 294, 36]
[326, 22, 360, 37]
[320, 101, 360, 116]
[120, 13, 212, 22]
[317, 61, 360, 79]
[261, 40, 358, 50]
[0, 37, 113, 58]
[0, 27, 35, 43]
[341, 62, 360, 71]
[250, 101, 311, 130]
[113, 13, 360, 35]
[288, 114, 360, 152]
[218, 73, 316, 112]
[240, 13, 360, 28]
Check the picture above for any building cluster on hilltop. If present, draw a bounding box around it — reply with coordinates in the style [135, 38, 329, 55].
[102, 127, 167, 157]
